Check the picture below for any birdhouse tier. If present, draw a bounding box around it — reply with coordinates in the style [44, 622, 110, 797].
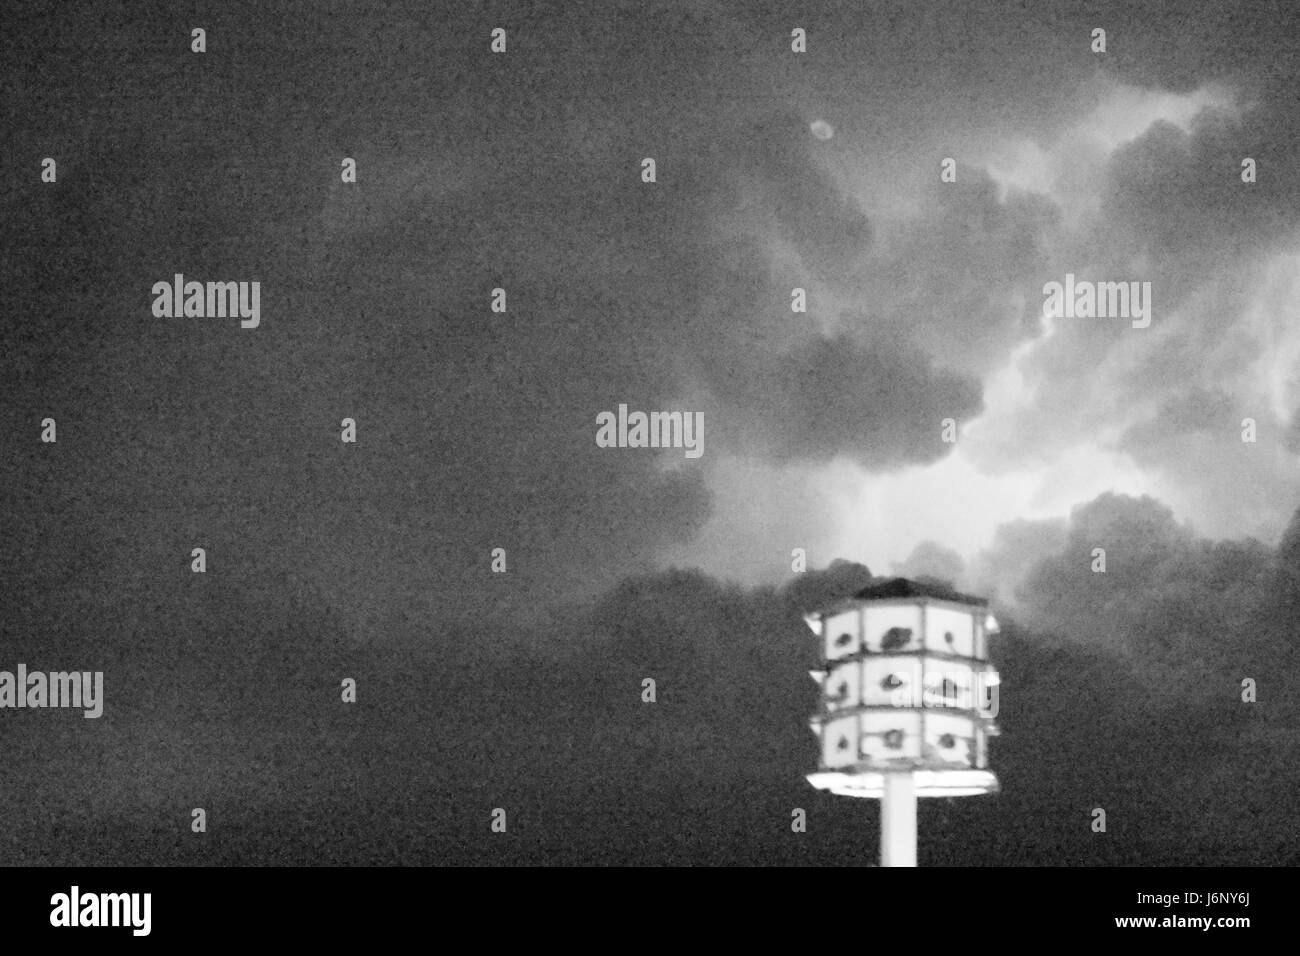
[816, 655, 999, 715]
[813, 709, 993, 773]
[816, 595, 988, 664]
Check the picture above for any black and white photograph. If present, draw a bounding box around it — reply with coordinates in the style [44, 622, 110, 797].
[2, 0, 1293, 937]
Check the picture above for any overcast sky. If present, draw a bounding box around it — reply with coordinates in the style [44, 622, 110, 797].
[4, 0, 1299, 865]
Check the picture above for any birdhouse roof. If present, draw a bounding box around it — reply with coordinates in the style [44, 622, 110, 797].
[853, 576, 988, 607]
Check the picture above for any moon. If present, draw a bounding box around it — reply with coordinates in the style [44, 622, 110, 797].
[810, 120, 834, 140]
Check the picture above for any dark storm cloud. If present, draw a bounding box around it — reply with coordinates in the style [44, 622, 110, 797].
[2, 10, 998, 827]
[1104, 115, 1299, 275]
[700, 333, 983, 465]
[5, 0, 1300, 867]
[1013, 494, 1291, 685]
[963, 3, 1300, 524]
[735, 113, 874, 282]
[964, 516, 1070, 606]
[32, 0, 1300, 637]
[856, 168, 1060, 374]
[1115, 387, 1246, 470]
[892, 540, 966, 583]
[10, 507, 1296, 865]
[1092, 96, 1300, 494]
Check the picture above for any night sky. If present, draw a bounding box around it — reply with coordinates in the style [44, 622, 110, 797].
[3, 1, 1299, 865]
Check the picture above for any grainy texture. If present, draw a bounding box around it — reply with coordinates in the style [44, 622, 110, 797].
[2, 0, 1298, 866]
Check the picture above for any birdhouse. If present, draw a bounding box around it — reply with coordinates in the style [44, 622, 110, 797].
[804, 577, 1000, 800]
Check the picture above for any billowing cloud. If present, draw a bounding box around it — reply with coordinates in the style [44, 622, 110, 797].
[5, 0, 1300, 866]
[892, 540, 966, 583]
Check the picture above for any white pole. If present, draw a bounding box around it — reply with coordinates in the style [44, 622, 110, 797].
[881, 771, 917, 867]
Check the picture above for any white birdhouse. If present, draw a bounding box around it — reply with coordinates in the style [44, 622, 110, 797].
[804, 577, 1001, 802]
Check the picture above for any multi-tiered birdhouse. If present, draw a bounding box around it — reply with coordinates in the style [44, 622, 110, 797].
[804, 577, 1001, 802]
